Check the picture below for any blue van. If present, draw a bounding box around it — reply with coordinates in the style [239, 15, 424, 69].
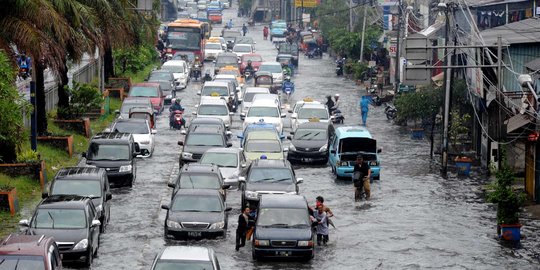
[328, 126, 381, 179]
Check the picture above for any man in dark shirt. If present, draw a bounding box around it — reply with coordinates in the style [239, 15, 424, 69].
[236, 207, 250, 251]
[352, 155, 371, 201]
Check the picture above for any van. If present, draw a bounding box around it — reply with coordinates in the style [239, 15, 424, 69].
[83, 133, 139, 187]
[252, 194, 313, 260]
[328, 126, 381, 179]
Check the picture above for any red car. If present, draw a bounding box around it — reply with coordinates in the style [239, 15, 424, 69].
[240, 53, 263, 74]
[0, 234, 63, 269]
[128, 83, 164, 114]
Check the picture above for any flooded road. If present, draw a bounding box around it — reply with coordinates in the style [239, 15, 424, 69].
[66, 4, 540, 270]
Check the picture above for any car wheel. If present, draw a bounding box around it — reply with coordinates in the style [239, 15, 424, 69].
[85, 248, 93, 267]
[374, 175, 380, 181]
[100, 218, 106, 233]
[93, 240, 99, 257]
[252, 250, 258, 260]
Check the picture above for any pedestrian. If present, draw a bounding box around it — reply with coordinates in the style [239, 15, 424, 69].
[315, 196, 335, 229]
[352, 155, 371, 201]
[360, 96, 370, 126]
[312, 204, 329, 245]
[263, 26, 269, 40]
[246, 205, 257, 240]
[325, 95, 334, 114]
[227, 19, 233, 29]
[242, 23, 248, 36]
[331, 93, 340, 114]
[235, 207, 250, 251]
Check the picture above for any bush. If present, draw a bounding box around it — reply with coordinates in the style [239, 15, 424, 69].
[394, 86, 443, 127]
[16, 149, 40, 163]
[113, 45, 157, 75]
[57, 82, 102, 119]
[486, 166, 526, 225]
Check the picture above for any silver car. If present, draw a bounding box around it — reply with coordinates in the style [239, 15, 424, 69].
[199, 147, 248, 187]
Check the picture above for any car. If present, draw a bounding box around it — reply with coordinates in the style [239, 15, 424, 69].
[243, 130, 286, 161]
[178, 125, 233, 166]
[289, 98, 321, 115]
[287, 122, 335, 164]
[198, 81, 240, 112]
[252, 194, 314, 260]
[186, 117, 231, 135]
[241, 99, 286, 134]
[197, 1, 207, 11]
[0, 234, 62, 270]
[196, 10, 208, 22]
[193, 97, 234, 133]
[219, 66, 245, 85]
[207, 1, 223, 11]
[161, 189, 232, 239]
[162, 60, 190, 89]
[258, 62, 284, 89]
[128, 83, 165, 114]
[270, 21, 287, 41]
[208, 36, 227, 51]
[168, 163, 229, 199]
[214, 73, 242, 90]
[237, 119, 284, 146]
[328, 126, 382, 179]
[150, 246, 221, 270]
[204, 42, 225, 61]
[177, 11, 190, 19]
[200, 147, 248, 187]
[19, 195, 101, 267]
[220, 0, 229, 8]
[238, 159, 303, 209]
[290, 103, 330, 131]
[44, 167, 113, 233]
[83, 132, 138, 187]
[240, 87, 270, 115]
[107, 118, 156, 157]
[117, 97, 154, 120]
[214, 52, 239, 74]
[278, 42, 300, 66]
[146, 70, 176, 105]
[234, 36, 256, 48]
[239, 53, 263, 74]
[207, 10, 223, 25]
[232, 44, 254, 59]
[251, 93, 283, 113]
[221, 29, 242, 50]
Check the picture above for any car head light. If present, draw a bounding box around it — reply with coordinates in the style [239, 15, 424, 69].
[285, 191, 297, 195]
[319, 144, 327, 152]
[119, 165, 132, 172]
[339, 161, 349, 166]
[298, 240, 313, 247]
[73, 239, 88, 250]
[139, 139, 150, 144]
[369, 160, 378, 166]
[166, 220, 182, 229]
[245, 190, 258, 199]
[181, 152, 193, 159]
[95, 204, 103, 213]
[255, 240, 269, 246]
[289, 144, 296, 151]
[209, 221, 225, 229]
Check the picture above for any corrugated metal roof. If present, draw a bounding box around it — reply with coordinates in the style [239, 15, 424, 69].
[465, 0, 529, 8]
[480, 18, 540, 45]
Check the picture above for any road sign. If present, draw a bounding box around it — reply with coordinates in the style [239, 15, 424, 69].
[389, 45, 397, 57]
[294, 0, 319, 8]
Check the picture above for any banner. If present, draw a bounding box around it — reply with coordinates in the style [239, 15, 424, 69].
[294, 0, 319, 8]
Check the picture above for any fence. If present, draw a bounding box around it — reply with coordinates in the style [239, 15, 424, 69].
[22, 84, 59, 128]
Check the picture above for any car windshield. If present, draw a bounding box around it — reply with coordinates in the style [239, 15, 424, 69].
[149, 72, 171, 81]
[51, 180, 102, 198]
[0, 255, 45, 270]
[171, 195, 223, 212]
[199, 105, 227, 116]
[216, 56, 238, 65]
[259, 64, 282, 73]
[179, 173, 221, 189]
[233, 46, 251, 53]
[113, 121, 150, 134]
[243, 55, 262, 62]
[248, 168, 292, 183]
[202, 86, 228, 96]
[87, 143, 130, 161]
[298, 108, 329, 119]
[153, 261, 214, 270]
[206, 43, 222, 50]
[121, 102, 150, 114]
[185, 134, 224, 146]
[130, 86, 158, 97]
[294, 128, 327, 140]
[33, 209, 87, 229]
[222, 31, 241, 38]
[245, 140, 281, 152]
[167, 32, 201, 50]
[257, 208, 310, 227]
[200, 152, 238, 167]
[161, 64, 185, 73]
[247, 107, 279, 117]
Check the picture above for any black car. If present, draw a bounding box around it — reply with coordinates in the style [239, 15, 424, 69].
[178, 126, 232, 166]
[221, 29, 242, 50]
[167, 163, 230, 199]
[238, 159, 303, 209]
[214, 52, 239, 74]
[252, 194, 314, 260]
[83, 132, 139, 187]
[287, 122, 335, 164]
[147, 70, 176, 105]
[161, 189, 232, 239]
[19, 195, 101, 267]
[185, 117, 232, 137]
[44, 167, 112, 233]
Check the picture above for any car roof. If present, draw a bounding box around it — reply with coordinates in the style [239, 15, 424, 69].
[114, 118, 148, 124]
[150, 70, 173, 75]
[200, 96, 227, 105]
[246, 130, 280, 140]
[251, 99, 280, 107]
[251, 158, 290, 168]
[158, 246, 213, 261]
[55, 167, 105, 180]
[335, 126, 373, 139]
[241, 53, 262, 59]
[244, 87, 270, 93]
[0, 234, 54, 256]
[203, 81, 229, 87]
[39, 195, 92, 209]
[122, 97, 152, 104]
[260, 61, 281, 66]
[133, 82, 160, 87]
[163, 60, 187, 66]
[234, 43, 252, 47]
[203, 147, 241, 154]
[173, 188, 221, 196]
[217, 52, 238, 57]
[188, 125, 224, 134]
[259, 194, 307, 209]
[181, 162, 220, 173]
[297, 122, 330, 130]
[190, 117, 225, 125]
[299, 103, 327, 109]
[215, 74, 236, 79]
[92, 132, 133, 141]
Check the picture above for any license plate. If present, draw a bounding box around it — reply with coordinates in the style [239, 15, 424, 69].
[302, 158, 312, 162]
[188, 231, 202, 237]
[275, 251, 290, 256]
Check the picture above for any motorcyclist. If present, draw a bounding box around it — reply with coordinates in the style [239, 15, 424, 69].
[325, 95, 334, 114]
[330, 93, 340, 114]
[281, 76, 294, 94]
[203, 70, 213, 81]
[244, 60, 255, 75]
[169, 98, 185, 127]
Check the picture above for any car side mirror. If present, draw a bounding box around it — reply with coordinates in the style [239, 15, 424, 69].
[283, 147, 289, 152]
[241, 163, 247, 168]
[161, 204, 170, 210]
[227, 142, 233, 147]
[288, 109, 293, 113]
[225, 207, 233, 212]
[291, 113, 297, 119]
[238, 176, 246, 182]
[178, 141, 184, 145]
[19, 219, 29, 227]
[197, 91, 201, 95]
[41, 192, 48, 199]
[106, 193, 113, 201]
[114, 110, 120, 115]
[297, 178, 304, 184]
[151, 129, 157, 134]
[91, 220, 101, 228]
[222, 184, 231, 189]
[180, 130, 187, 135]
[287, 135, 292, 140]
[226, 131, 232, 136]
[212, 60, 216, 63]
[281, 113, 286, 118]
[192, 111, 197, 115]
[167, 182, 176, 188]
[377, 148, 382, 153]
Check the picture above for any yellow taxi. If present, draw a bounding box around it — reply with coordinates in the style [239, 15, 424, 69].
[219, 65, 244, 85]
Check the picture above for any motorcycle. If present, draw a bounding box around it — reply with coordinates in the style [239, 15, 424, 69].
[368, 87, 382, 106]
[244, 71, 252, 81]
[282, 78, 294, 101]
[192, 64, 201, 81]
[336, 58, 345, 76]
[170, 109, 186, 130]
[306, 48, 322, 59]
[18, 57, 30, 79]
[331, 109, 345, 124]
[385, 103, 397, 120]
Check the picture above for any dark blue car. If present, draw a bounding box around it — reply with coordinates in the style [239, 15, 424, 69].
[237, 120, 285, 147]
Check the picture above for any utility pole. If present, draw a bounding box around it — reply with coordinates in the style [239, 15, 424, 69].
[359, 5, 368, 62]
[497, 36, 503, 170]
[349, 0, 353, 32]
[393, 0, 402, 93]
[441, 2, 452, 176]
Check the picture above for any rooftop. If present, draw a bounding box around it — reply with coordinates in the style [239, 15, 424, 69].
[480, 18, 540, 45]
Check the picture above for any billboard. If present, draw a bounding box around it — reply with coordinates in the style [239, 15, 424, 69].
[294, 0, 319, 8]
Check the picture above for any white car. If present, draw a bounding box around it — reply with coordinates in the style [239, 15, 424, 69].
[220, 0, 229, 8]
[204, 43, 225, 61]
[252, 93, 283, 113]
[232, 44, 254, 59]
[258, 62, 283, 87]
[107, 118, 156, 157]
[241, 87, 270, 114]
[241, 99, 285, 134]
[193, 96, 233, 128]
[290, 103, 330, 131]
[162, 60, 190, 90]
[198, 81, 234, 100]
[289, 98, 322, 114]
[199, 148, 248, 186]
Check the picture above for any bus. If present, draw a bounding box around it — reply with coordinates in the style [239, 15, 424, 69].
[166, 19, 212, 60]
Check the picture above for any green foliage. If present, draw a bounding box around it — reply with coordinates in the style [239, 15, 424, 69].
[394, 86, 443, 126]
[113, 45, 157, 75]
[486, 166, 526, 225]
[57, 82, 102, 120]
[16, 149, 40, 164]
[449, 109, 471, 149]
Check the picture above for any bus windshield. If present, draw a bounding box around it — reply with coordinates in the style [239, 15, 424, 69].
[167, 31, 201, 50]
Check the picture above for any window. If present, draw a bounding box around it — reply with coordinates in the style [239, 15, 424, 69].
[153, 261, 214, 270]
[243, 55, 262, 62]
[247, 107, 279, 117]
[294, 129, 327, 141]
[259, 64, 282, 73]
[33, 209, 87, 229]
[0, 255, 45, 270]
[202, 86, 229, 96]
[233, 45, 252, 53]
[185, 134, 224, 146]
[298, 108, 329, 120]
[162, 64, 185, 74]
[129, 86, 158, 97]
[171, 195, 223, 212]
[51, 180, 102, 198]
[198, 105, 228, 116]
[87, 143, 130, 161]
[245, 140, 281, 153]
[113, 121, 150, 134]
[179, 173, 221, 189]
[200, 152, 238, 167]
[248, 168, 292, 183]
[206, 43, 222, 50]
[257, 208, 309, 227]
